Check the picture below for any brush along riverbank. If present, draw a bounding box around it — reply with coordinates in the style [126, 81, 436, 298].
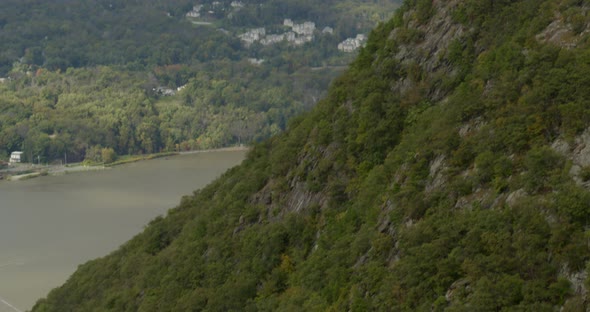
[1, 146, 249, 182]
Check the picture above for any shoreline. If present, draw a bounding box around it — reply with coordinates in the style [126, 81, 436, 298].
[106, 146, 249, 167]
[178, 146, 249, 155]
[0, 146, 249, 182]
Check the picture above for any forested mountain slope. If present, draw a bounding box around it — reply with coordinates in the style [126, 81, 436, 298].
[32, 0, 590, 311]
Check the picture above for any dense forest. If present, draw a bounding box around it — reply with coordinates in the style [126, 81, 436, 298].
[31, 0, 590, 311]
[0, 0, 401, 163]
[0, 0, 399, 74]
[0, 63, 339, 163]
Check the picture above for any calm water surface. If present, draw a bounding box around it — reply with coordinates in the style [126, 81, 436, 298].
[0, 151, 246, 311]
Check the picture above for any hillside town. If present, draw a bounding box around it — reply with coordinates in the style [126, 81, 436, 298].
[238, 19, 319, 46]
[238, 18, 366, 51]
[185, 2, 366, 52]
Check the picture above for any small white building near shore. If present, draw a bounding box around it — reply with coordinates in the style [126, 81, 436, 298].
[10, 151, 23, 163]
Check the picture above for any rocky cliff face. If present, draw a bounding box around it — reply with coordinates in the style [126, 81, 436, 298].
[392, 0, 464, 100]
[33, 1, 590, 311]
[253, 0, 467, 218]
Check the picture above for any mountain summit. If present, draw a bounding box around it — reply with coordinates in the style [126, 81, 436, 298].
[33, 1, 590, 311]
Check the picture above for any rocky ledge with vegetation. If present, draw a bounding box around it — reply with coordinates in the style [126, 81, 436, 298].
[32, 0, 590, 311]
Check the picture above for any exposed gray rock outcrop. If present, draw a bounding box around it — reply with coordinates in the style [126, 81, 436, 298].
[391, 0, 464, 101]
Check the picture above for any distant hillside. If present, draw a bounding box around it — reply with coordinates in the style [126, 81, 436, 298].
[0, 0, 400, 163]
[0, 64, 342, 162]
[0, 0, 400, 75]
[32, 0, 590, 311]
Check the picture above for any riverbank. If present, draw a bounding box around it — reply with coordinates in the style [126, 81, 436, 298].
[105, 146, 249, 167]
[0, 146, 249, 182]
[3, 165, 110, 181]
[179, 146, 249, 155]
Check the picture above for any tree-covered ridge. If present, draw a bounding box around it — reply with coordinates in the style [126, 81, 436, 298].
[0, 62, 339, 163]
[0, 0, 400, 75]
[32, 0, 590, 311]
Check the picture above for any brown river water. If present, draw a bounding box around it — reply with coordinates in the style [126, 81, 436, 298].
[0, 150, 246, 311]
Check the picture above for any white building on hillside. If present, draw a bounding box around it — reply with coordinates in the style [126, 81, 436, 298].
[283, 19, 294, 27]
[186, 5, 203, 18]
[284, 31, 296, 42]
[231, 1, 244, 8]
[292, 21, 315, 36]
[261, 34, 285, 45]
[239, 28, 266, 45]
[338, 34, 367, 52]
[248, 58, 265, 65]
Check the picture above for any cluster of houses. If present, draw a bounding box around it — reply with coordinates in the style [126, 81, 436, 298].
[186, 3, 366, 52]
[239, 19, 334, 47]
[338, 34, 367, 52]
[238, 18, 366, 52]
[239, 27, 267, 45]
